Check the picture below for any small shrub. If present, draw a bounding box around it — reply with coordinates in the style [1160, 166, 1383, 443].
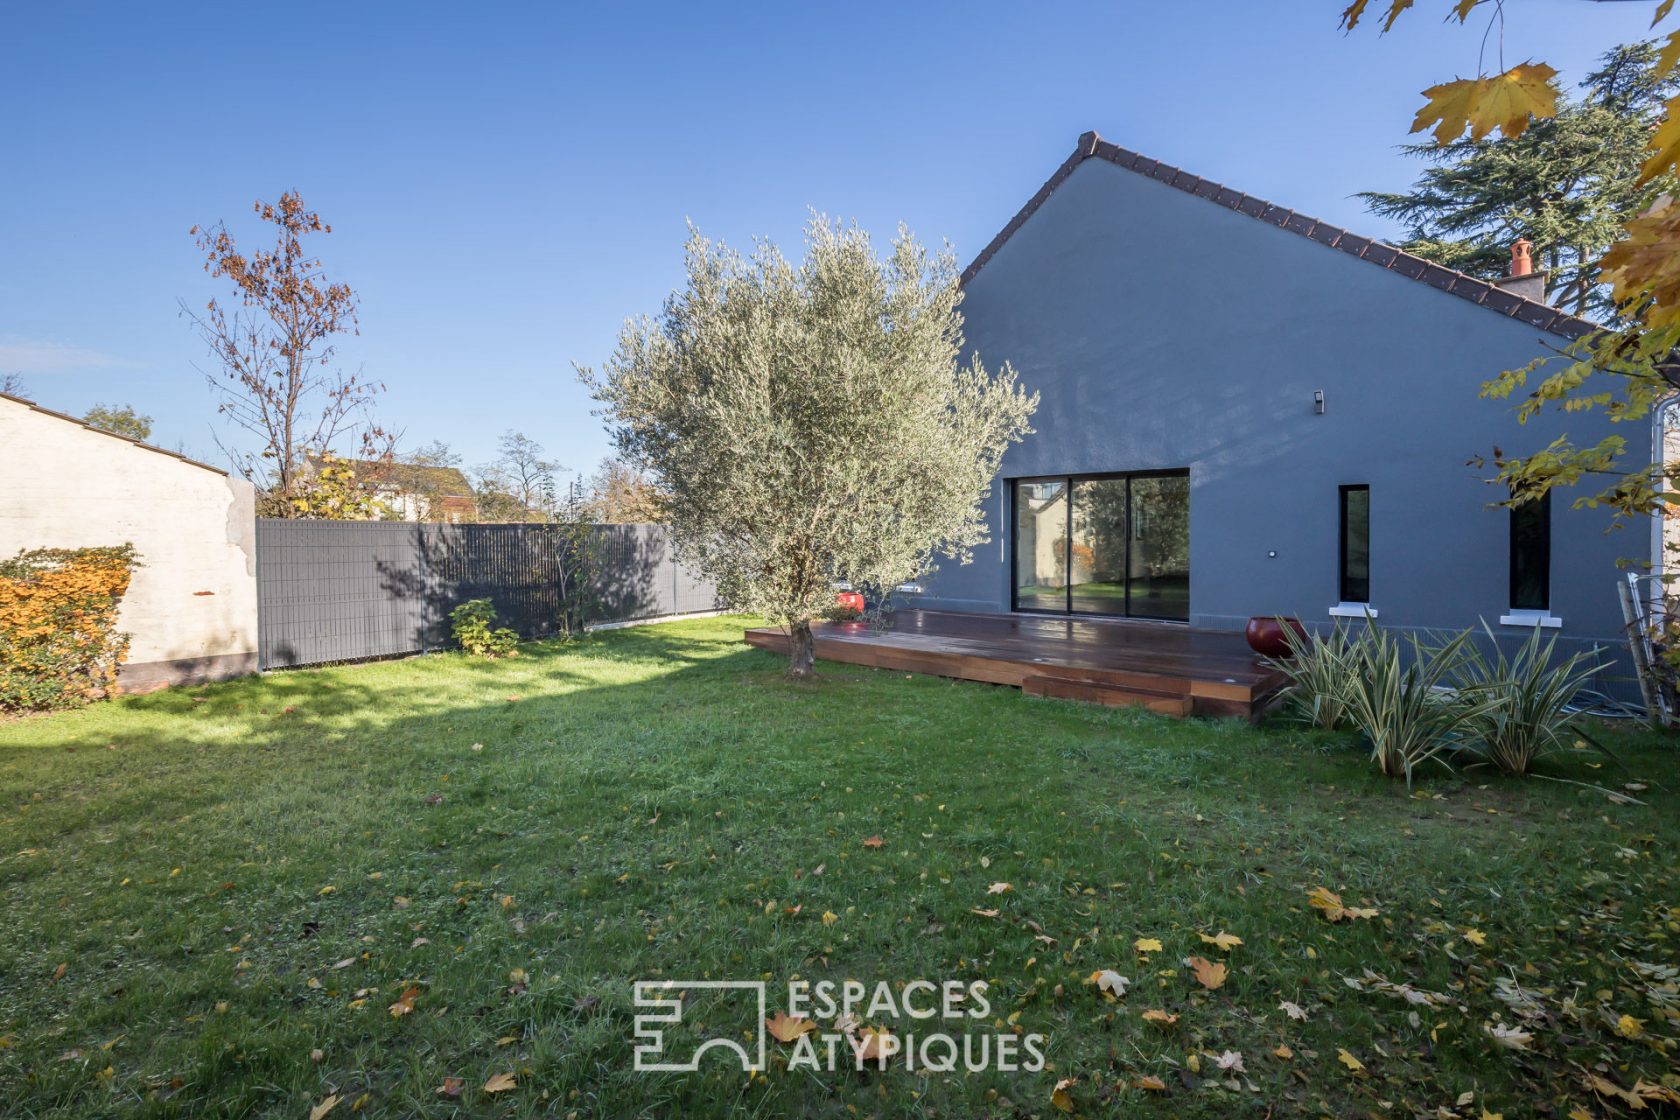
[0, 545, 139, 712]
[1270, 624, 1358, 730]
[1456, 622, 1603, 775]
[1340, 622, 1497, 786]
[450, 599, 518, 658]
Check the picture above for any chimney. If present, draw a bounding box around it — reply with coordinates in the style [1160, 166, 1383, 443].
[1492, 238, 1548, 305]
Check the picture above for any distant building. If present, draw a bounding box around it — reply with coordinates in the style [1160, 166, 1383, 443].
[302, 457, 478, 522]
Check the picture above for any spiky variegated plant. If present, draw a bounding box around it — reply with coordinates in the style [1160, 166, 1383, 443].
[581, 217, 1038, 676]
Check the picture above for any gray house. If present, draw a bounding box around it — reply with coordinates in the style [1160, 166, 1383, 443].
[905, 131, 1649, 691]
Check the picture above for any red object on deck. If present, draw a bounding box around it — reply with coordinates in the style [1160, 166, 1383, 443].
[835, 591, 865, 617]
[1245, 616, 1307, 658]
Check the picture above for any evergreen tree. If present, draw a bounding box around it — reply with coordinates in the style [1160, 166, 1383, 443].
[1362, 42, 1678, 322]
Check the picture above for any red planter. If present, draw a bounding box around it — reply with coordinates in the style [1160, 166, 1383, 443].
[835, 591, 865, 619]
[1245, 615, 1307, 658]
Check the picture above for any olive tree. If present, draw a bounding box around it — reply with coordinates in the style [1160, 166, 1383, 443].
[581, 217, 1037, 676]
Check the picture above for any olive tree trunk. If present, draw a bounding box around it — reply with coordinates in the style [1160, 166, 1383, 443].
[787, 618, 816, 678]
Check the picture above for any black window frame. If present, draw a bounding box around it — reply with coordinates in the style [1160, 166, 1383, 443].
[1509, 491, 1551, 612]
[1338, 484, 1370, 604]
[1008, 469, 1190, 622]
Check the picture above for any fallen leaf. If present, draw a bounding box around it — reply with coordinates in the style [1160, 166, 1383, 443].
[1141, 1009, 1178, 1025]
[1214, 1049, 1245, 1073]
[766, 1012, 818, 1043]
[968, 907, 1000, 919]
[309, 1096, 340, 1120]
[1463, 928, 1487, 947]
[862, 836, 884, 849]
[1337, 1047, 1366, 1073]
[1279, 1000, 1308, 1021]
[483, 1072, 517, 1094]
[1615, 1013, 1645, 1039]
[388, 984, 420, 1018]
[436, 1078, 464, 1098]
[1273, 1043, 1293, 1060]
[1307, 886, 1377, 922]
[1133, 1074, 1167, 1092]
[821, 910, 838, 926]
[1088, 969, 1129, 998]
[1050, 1076, 1078, 1112]
[1133, 936, 1163, 953]
[854, 1025, 895, 1065]
[987, 882, 1012, 895]
[1188, 956, 1227, 990]
[1198, 931, 1243, 952]
[1486, 1023, 1532, 1051]
[50, 962, 66, 984]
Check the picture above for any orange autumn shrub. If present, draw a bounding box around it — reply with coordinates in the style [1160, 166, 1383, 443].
[0, 545, 138, 712]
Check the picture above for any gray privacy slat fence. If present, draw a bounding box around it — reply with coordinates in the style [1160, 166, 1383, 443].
[256, 520, 720, 670]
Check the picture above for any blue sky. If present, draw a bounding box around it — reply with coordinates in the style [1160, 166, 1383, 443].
[0, 1, 1663, 489]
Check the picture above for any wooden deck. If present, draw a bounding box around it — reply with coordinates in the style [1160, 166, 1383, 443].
[744, 609, 1290, 721]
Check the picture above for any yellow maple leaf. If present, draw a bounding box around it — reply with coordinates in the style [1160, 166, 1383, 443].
[766, 1012, 818, 1043]
[1274, 1043, 1294, 1060]
[388, 984, 420, 1018]
[1337, 1048, 1365, 1073]
[1088, 969, 1129, 998]
[1641, 99, 1680, 183]
[482, 1072, 517, 1094]
[1463, 928, 1487, 947]
[1198, 931, 1242, 952]
[1615, 1013, 1646, 1039]
[1600, 198, 1680, 329]
[1050, 1076, 1078, 1112]
[1188, 956, 1227, 990]
[1411, 63, 1559, 145]
[821, 910, 838, 926]
[1134, 1073, 1168, 1092]
[1141, 1009, 1178, 1025]
[1133, 937, 1163, 953]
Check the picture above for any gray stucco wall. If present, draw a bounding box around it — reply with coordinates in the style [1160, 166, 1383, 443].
[909, 156, 1645, 694]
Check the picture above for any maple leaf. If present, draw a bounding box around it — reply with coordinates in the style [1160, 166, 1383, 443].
[1339, 0, 1413, 32]
[1307, 886, 1377, 922]
[821, 910, 838, 926]
[1198, 931, 1242, 952]
[1411, 63, 1559, 145]
[1337, 1047, 1366, 1073]
[861, 835, 884, 849]
[388, 984, 420, 1018]
[1279, 1000, 1309, 1021]
[483, 1072, 517, 1094]
[1088, 969, 1129, 998]
[1133, 1074, 1167, 1092]
[1462, 928, 1487, 947]
[854, 1025, 896, 1065]
[309, 1096, 340, 1120]
[1133, 936, 1163, 953]
[987, 882, 1012, 895]
[1215, 1050, 1246, 1074]
[1188, 956, 1227, 990]
[1615, 1013, 1646, 1039]
[1141, 1009, 1178, 1025]
[436, 1078, 464, 1098]
[1050, 1076, 1078, 1113]
[766, 1012, 818, 1043]
[1273, 1043, 1294, 1060]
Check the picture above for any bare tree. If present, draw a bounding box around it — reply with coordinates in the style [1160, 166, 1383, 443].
[472, 430, 560, 522]
[184, 192, 391, 515]
[0, 373, 24, 396]
[585, 457, 666, 523]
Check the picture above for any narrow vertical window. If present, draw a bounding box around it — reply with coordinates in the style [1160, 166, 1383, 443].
[1509, 492, 1551, 611]
[1339, 485, 1370, 604]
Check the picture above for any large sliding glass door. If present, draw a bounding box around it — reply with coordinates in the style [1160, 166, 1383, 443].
[1012, 471, 1189, 621]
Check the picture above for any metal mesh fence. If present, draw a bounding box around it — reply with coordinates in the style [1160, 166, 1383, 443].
[256, 520, 720, 669]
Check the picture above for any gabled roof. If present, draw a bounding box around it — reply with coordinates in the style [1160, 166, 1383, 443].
[961, 131, 1600, 343]
[0, 391, 229, 475]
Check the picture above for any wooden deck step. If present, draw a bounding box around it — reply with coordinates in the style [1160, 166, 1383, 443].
[1021, 675, 1194, 716]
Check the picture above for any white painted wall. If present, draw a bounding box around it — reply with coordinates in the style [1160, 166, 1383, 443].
[0, 396, 259, 687]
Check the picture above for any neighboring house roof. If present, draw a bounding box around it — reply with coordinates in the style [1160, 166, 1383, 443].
[305, 456, 474, 498]
[962, 131, 1601, 343]
[0, 390, 229, 475]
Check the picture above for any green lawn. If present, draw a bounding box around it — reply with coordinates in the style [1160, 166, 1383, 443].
[0, 616, 1675, 1118]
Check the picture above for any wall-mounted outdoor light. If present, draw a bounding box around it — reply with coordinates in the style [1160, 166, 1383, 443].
[1314, 390, 1325, 415]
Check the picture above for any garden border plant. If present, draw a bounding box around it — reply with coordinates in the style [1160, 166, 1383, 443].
[0, 544, 138, 713]
[449, 598, 519, 659]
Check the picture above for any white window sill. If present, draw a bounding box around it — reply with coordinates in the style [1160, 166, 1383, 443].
[1329, 602, 1378, 619]
[1499, 610, 1563, 629]
[895, 583, 924, 594]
